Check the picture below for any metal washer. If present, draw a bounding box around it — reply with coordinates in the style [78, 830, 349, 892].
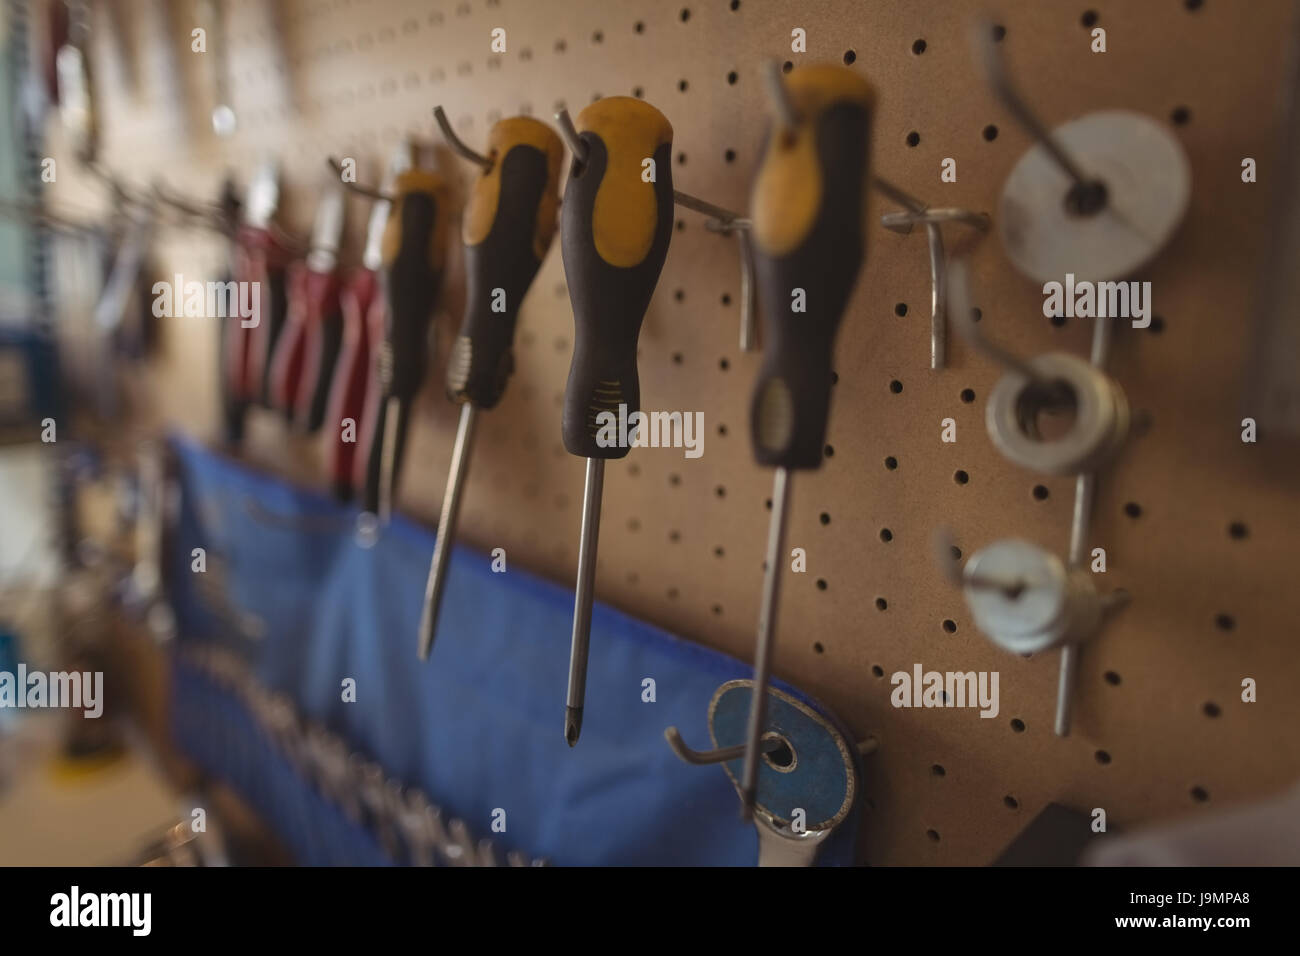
[998, 110, 1192, 283]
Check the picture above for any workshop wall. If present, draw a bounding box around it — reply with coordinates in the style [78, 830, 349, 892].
[58, 0, 1300, 864]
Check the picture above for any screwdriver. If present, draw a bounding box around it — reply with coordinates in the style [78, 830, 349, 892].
[359, 163, 451, 518]
[738, 64, 876, 818]
[416, 116, 564, 660]
[557, 97, 675, 746]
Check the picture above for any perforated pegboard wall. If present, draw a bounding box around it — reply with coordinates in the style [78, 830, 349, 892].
[54, 0, 1300, 864]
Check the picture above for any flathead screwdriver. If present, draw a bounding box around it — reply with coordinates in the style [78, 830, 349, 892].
[558, 97, 675, 745]
[416, 116, 564, 660]
[361, 165, 451, 518]
[740, 64, 876, 818]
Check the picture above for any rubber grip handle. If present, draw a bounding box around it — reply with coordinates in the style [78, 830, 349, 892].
[448, 117, 563, 409]
[380, 170, 449, 401]
[560, 97, 674, 459]
[749, 66, 875, 470]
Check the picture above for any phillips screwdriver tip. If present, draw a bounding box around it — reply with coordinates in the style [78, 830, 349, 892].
[564, 707, 583, 747]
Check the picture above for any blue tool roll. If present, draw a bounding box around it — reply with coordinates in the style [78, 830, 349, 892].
[165, 433, 862, 866]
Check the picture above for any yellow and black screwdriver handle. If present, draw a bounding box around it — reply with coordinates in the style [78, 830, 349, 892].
[560, 97, 675, 459]
[749, 65, 876, 470]
[362, 167, 452, 514]
[448, 117, 564, 409]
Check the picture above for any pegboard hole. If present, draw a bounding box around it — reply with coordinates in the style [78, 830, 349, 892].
[721, 293, 732, 306]
[668, 473, 682, 486]
[730, 0, 741, 9]
[717, 423, 728, 436]
[714, 485, 726, 498]
[911, 39, 927, 55]
[906, 131, 921, 147]
[1010, 718, 1026, 733]
[1004, 795, 1019, 809]
[1095, 750, 1112, 765]
[1203, 701, 1221, 718]
[942, 619, 957, 633]
[895, 302, 909, 317]
[1032, 484, 1050, 501]
[713, 545, 725, 558]
[1185, 0, 1204, 9]
[926, 829, 941, 842]
[884, 456, 899, 470]
[1081, 10, 1100, 28]
[667, 587, 679, 600]
[671, 351, 683, 364]
[843, 49, 857, 65]
[815, 578, 828, 591]
[668, 530, 681, 543]
[992, 24, 1007, 41]
[1104, 671, 1122, 686]
[724, 148, 736, 163]
[879, 528, 893, 542]
[875, 597, 888, 611]
[782, 60, 793, 73]
[1171, 106, 1192, 126]
[1228, 521, 1249, 540]
[676, 151, 687, 165]
[1190, 785, 1210, 802]
[719, 357, 730, 371]
[711, 604, 723, 616]
[1215, 613, 1236, 632]
[1123, 501, 1143, 519]
[819, 512, 831, 526]
[960, 388, 976, 403]
[982, 124, 999, 142]
[824, 444, 835, 458]
[889, 379, 904, 394]
[871, 664, 885, 677]
[679, 8, 691, 22]
[634, 21, 645, 33]
[678, 79, 689, 92]
[813, 641, 824, 654]
[727, 70, 738, 85]
[950, 545, 962, 561]
[931, 764, 946, 776]
[954, 470, 969, 485]
[591, 30, 604, 44]
[971, 307, 983, 322]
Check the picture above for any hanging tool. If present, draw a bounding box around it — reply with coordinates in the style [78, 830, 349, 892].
[322, 151, 408, 500]
[416, 113, 564, 660]
[553, 97, 674, 746]
[739, 64, 876, 819]
[198, 0, 237, 137]
[358, 158, 451, 518]
[219, 161, 289, 446]
[268, 183, 345, 430]
[55, 0, 97, 162]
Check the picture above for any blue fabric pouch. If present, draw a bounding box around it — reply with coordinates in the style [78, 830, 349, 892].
[166, 433, 863, 866]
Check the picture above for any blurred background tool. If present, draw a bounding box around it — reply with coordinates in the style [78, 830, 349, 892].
[739, 63, 875, 819]
[416, 111, 563, 660]
[218, 161, 289, 447]
[323, 150, 409, 501]
[555, 97, 674, 746]
[267, 182, 345, 432]
[358, 153, 450, 520]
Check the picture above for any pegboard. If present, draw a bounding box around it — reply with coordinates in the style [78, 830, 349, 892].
[50, 0, 1300, 865]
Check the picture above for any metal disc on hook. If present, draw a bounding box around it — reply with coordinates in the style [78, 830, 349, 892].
[707, 680, 856, 833]
[998, 110, 1191, 283]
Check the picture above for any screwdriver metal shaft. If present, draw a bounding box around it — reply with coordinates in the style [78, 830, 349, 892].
[416, 402, 478, 660]
[565, 457, 604, 746]
[739, 467, 791, 819]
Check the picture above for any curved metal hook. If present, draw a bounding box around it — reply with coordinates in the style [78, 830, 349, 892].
[326, 156, 395, 202]
[664, 727, 781, 766]
[432, 106, 493, 170]
[554, 108, 588, 165]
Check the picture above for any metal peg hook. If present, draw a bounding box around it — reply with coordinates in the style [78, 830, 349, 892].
[761, 59, 799, 129]
[679, 194, 758, 352]
[664, 727, 782, 766]
[947, 258, 1071, 400]
[554, 108, 587, 164]
[874, 178, 990, 370]
[432, 106, 493, 170]
[974, 19, 1105, 208]
[326, 156, 395, 202]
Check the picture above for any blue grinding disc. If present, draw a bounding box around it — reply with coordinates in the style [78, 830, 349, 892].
[708, 680, 856, 831]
